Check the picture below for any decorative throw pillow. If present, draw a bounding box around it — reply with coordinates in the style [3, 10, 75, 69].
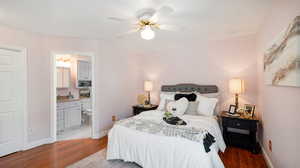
[174, 93, 197, 101]
[166, 97, 189, 116]
[185, 101, 200, 115]
[196, 95, 218, 116]
[157, 92, 176, 111]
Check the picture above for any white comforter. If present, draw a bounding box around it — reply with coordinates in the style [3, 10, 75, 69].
[107, 110, 226, 168]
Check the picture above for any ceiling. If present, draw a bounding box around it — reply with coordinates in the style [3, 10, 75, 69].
[0, 0, 272, 40]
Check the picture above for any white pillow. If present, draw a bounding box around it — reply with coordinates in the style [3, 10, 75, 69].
[157, 92, 175, 111]
[196, 94, 218, 116]
[166, 97, 189, 116]
[201, 93, 220, 115]
[184, 101, 200, 115]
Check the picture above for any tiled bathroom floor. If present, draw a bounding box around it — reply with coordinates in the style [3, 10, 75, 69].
[57, 124, 92, 141]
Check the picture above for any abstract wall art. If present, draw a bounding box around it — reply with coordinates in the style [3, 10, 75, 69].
[264, 16, 300, 87]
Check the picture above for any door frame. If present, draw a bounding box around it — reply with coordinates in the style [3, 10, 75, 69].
[0, 45, 27, 152]
[50, 51, 96, 142]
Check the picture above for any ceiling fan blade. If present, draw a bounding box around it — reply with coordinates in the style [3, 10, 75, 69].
[107, 17, 133, 22]
[150, 14, 159, 22]
[158, 24, 182, 31]
[116, 28, 141, 38]
[150, 5, 174, 22]
[157, 5, 174, 16]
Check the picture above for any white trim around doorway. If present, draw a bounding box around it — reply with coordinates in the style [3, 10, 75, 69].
[50, 51, 97, 142]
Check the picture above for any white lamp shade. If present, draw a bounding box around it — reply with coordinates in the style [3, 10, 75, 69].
[229, 78, 245, 94]
[141, 25, 155, 40]
[144, 81, 153, 91]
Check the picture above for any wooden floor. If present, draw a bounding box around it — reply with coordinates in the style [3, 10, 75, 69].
[219, 147, 267, 168]
[0, 136, 267, 168]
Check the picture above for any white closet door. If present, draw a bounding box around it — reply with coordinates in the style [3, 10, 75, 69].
[0, 48, 26, 157]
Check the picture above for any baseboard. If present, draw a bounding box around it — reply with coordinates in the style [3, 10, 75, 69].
[22, 130, 108, 150]
[92, 129, 109, 139]
[23, 137, 53, 150]
[260, 142, 274, 168]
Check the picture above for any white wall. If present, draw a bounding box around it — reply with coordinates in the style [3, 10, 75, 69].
[0, 25, 139, 143]
[256, 1, 300, 168]
[96, 39, 141, 130]
[135, 35, 258, 112]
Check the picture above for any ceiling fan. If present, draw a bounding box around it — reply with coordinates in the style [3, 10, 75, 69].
[107, 6, 180, 40]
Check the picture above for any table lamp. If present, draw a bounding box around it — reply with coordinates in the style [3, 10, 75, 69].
[229, 78, 245, 109]
[144, 80, 153, 105]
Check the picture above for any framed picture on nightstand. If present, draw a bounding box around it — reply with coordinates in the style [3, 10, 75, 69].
[244, 104, 255, 117]
[228, 105, 237, 114]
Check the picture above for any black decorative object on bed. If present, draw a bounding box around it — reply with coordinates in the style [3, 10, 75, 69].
[203, 132, 216, 152]
[161, 83, 218, 94]
[174, 93, 197, 101]
[163, 116, 187, 125]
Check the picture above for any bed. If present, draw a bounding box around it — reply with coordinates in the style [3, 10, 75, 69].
[107, 84, 226, 168]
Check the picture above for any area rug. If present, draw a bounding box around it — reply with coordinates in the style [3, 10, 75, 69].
[67, 148, 141, 168]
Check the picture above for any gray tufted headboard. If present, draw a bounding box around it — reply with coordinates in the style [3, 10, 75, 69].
[161, 83, 218, 94]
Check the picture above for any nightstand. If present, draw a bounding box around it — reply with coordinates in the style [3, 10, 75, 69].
[220, 111, 259, 154]
[132, 105, 158, 115]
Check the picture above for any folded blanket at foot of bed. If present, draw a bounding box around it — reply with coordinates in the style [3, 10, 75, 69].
[116, 118, 216, 153]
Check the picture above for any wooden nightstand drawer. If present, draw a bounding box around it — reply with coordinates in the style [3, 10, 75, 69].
[224, 118, 250, 130]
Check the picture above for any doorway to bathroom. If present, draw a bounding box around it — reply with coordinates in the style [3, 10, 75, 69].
[51, 52, 96, 141]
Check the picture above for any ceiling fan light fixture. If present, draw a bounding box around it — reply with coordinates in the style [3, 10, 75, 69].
[141, 25, 155, 40]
